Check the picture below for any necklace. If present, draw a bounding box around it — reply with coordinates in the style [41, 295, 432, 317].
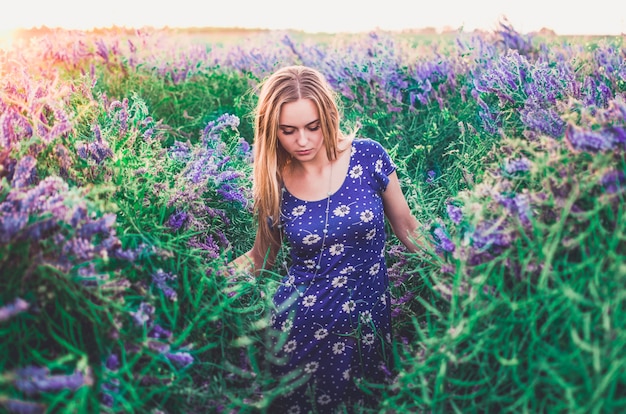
[279, 161, 333, 297]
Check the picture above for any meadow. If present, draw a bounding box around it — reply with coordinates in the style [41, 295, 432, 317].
[0, 22, 625, 413]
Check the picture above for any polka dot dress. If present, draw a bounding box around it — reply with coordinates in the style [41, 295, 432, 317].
[270, 138, 396, 413]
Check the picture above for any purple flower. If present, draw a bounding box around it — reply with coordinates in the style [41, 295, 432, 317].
[0, 298, 30, 322]
[148, 324, 172, 339]
[188, 235, 220, 259]
[600, 169, 626, 193]
[216, 184, 248, 206]
[167, 210, 188, 230]
[13, 367, 90, 396]
[472, 221, 511, 251]
[130, 302, 154, 326]
[11, 156, 38, 189]
[446, 203, 463, 225]
[504, 157, 531, 174]
[105, 354, 120, 371]
[0, 398, 46, 414]
[151, 269, 178, 301]
[426, 170, 436, 184]
[433, 227, 455, 253]
[165, 351, 194, 368]
[169, 140, 192, 161]
[565, 124, 623, 152]
[201, 114, 240, 145]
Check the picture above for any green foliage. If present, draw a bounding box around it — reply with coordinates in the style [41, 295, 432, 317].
[1, 27, 625, 413]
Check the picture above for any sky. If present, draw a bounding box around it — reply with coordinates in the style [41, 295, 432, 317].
[1, 0, 624, 36]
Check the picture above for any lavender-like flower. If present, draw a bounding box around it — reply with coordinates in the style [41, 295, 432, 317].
[13, 366, 91, 396]
[105, 354, 120, 371]
[151, 269, 178, 301]
[11, 155, 38, 189]
[433, 227, 455, 253]
[565, 124, 623, 152]
[446, 203, 463, 225]
[169, 140, 192, 161]
[504, 157, 531, 174]
[165, 351, 194, 368]
[148, 324, 172, 339]
[0, 297, 30, 322]
[130, 302, 154, 326]
[426, 170, 436, 184]
[600, 169, 626, 194]
[0, 398, 46, 414]
[201, 114, 240, 146]
[167, 210, 188, 230]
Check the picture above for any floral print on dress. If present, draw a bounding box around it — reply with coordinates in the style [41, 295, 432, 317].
[270, 138, 397, 412]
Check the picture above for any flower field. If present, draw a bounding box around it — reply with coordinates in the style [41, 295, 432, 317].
[1, 22, 625, 413]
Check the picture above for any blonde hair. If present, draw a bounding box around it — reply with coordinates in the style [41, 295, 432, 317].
[252, 65, 348, 248]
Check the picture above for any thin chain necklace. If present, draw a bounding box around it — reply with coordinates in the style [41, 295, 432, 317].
[279, 160, 333, 297]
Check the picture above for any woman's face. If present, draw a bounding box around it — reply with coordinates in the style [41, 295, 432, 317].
[277, 98, 325, 164]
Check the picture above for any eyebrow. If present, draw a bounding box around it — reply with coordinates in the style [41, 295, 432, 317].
[278, 119, 320, 128]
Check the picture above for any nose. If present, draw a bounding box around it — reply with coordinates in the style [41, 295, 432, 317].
[296, 129, 307, 146]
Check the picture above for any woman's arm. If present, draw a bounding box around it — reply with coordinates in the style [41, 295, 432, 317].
[381, 171, 426, 253]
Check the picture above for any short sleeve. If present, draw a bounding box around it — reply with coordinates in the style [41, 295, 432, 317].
[357, 138, 396, 193]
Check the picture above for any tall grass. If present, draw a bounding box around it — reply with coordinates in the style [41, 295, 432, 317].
[1, 23, 625, 413]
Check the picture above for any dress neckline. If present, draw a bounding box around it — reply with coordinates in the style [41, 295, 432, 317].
[282, 142, 354, 203]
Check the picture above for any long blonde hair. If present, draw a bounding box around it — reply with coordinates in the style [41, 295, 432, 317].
[252, 65, 347, 247]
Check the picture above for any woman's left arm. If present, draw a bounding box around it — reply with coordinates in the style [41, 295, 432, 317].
[381, 171, 426, 253]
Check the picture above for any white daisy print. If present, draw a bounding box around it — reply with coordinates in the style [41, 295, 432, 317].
[342, 368, 351, 380]
[375, 159, 383, 173]
[333, 204, 350, 217]
[285, 275, 295, 286]
[360, 310, 373, 324]
[342, 300, 356, 313]
[287, 405, 300, 414]
[332, 341, 346, 355]
[363, 333, 375, 346]
[349, 165, 363, 179]
[329, 243, 345, 256]
[368, 263, 381, 275]
[318, 394, 332, 405]
[331, 275, 348, 288]
[304, 259, 316, 269]
[292, 205, 306, 217]
[366, 228, 376, 240]
[302, 294, 317, 307]
[314, 328, 328, 340]
[281, 319, 292, 332]
[304, 361, 319, 373]
[340, 266, 355, 275]
[303, 234, 321, 245]
[360, 210, 374, 223]
[283, 340, 297, 353]
[380, 293, 387, 304]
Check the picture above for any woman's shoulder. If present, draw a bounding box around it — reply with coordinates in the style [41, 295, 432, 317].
[352, 137, 388, 156]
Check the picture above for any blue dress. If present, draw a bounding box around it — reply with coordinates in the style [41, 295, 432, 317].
[269, 138, 396, 413]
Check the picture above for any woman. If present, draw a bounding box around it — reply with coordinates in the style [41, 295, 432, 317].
[231, 65, 424, 413]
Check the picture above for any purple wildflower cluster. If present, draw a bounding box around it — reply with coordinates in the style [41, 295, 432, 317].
[151, 268, 178, 301]
[11, 365, 93, 396]
[0, 173, 136, 270]
[164, 113, 252, 256]
[75, 124, 114, 164]
[564, 97, 626, 152]
[472, 49, 576, 137]
[0, 297, 29, 322]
